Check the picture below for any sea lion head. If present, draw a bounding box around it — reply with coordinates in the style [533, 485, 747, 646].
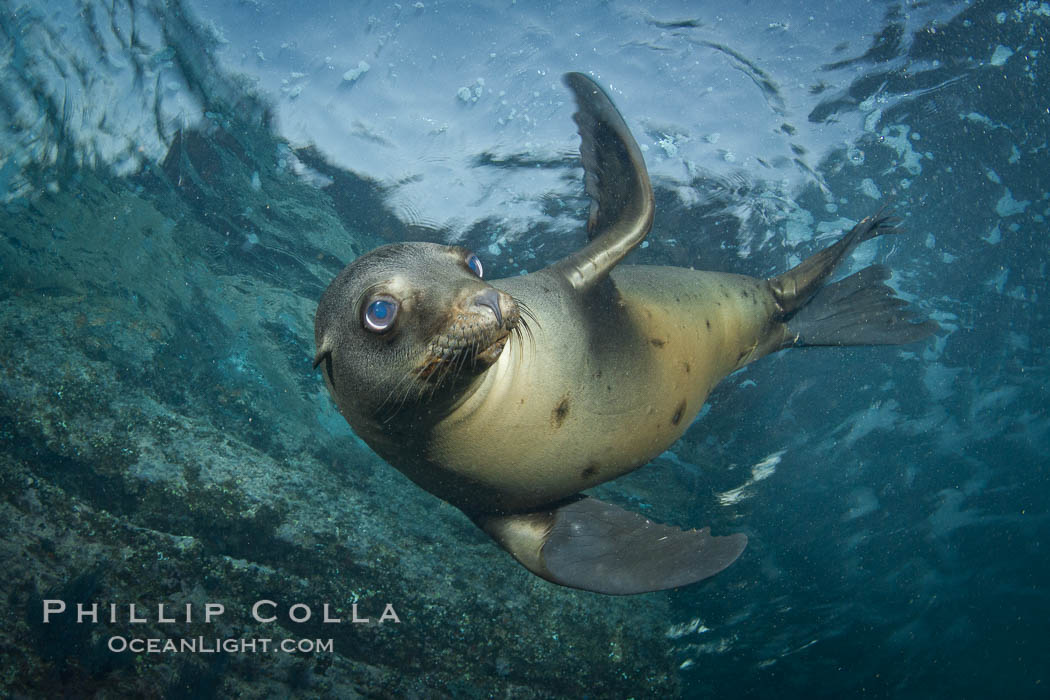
[314, 242, 524, 422]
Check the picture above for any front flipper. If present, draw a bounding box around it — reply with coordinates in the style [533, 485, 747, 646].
[549, 73, 654, 294]
[475, 497, 746, 595]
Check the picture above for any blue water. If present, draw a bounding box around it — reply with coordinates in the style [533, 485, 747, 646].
[1, 0, 1047, 697]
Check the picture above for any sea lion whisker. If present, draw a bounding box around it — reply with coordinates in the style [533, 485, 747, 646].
[514, 297, 539, 335]
[435, 357, 454, 393]
[378, 367, 423, 423]
[520, 316, 535, 345]
[379, 356, 423, 409]
[375, 372, 409, 415]
[418, 371, 441, 407]
[382, 353, 440, 421]
[375, 344, 420, 412]
[434, 355, 461, 397]
[460, 333, 483, 377]
[511, 325, 527, 370]
[510, 296, 538, 359]
[450, 342, 473, 385]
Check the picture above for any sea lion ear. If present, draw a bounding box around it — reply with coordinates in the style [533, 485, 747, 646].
[312, 337, 334, 370]
[548, 73, 655, 294]
[475, 497, 746, 595]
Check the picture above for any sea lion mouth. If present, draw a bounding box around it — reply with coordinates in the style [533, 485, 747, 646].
[476, 332, 509, 364]
[418, 326, 512, 380]
[412, 290, 534, 386]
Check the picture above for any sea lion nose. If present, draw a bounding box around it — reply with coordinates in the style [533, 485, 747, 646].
[473, 288, 503, 327]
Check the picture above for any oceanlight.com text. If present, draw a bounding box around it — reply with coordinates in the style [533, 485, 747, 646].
[107, 636, 334, 654]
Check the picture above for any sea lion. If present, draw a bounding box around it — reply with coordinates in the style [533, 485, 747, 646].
[314, 72, 937, 595]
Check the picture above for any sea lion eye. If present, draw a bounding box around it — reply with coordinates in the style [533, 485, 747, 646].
[466, 253, 484, 278]
[363, 296, 398, 333]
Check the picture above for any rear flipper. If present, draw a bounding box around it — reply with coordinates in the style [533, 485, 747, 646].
[475, 497, 747, 595]
[770, 211, 939, 347]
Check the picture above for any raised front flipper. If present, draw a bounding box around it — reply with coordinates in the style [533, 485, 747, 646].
[475, 497, 747, 595]
[549, 73, 654, 294]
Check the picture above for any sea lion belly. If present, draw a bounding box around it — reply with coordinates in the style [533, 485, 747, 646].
[423, 265, 780, 513]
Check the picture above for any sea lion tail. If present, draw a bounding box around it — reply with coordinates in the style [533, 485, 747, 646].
[769, 211, 939, 347]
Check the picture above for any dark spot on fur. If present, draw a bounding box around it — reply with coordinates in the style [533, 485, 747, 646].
[607, 385, 612, 392]
[675, 296, 681, 303]
[650, 338, 666, 348]
[683, 362, 691, 374]
[741, 289, 749, 298]
[581, 464, 599, 479]
[552, 396, 571, 428]
[671, 400, 686, 426]
[705, 319, 711, 330]
[594, 369, 602, 379]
